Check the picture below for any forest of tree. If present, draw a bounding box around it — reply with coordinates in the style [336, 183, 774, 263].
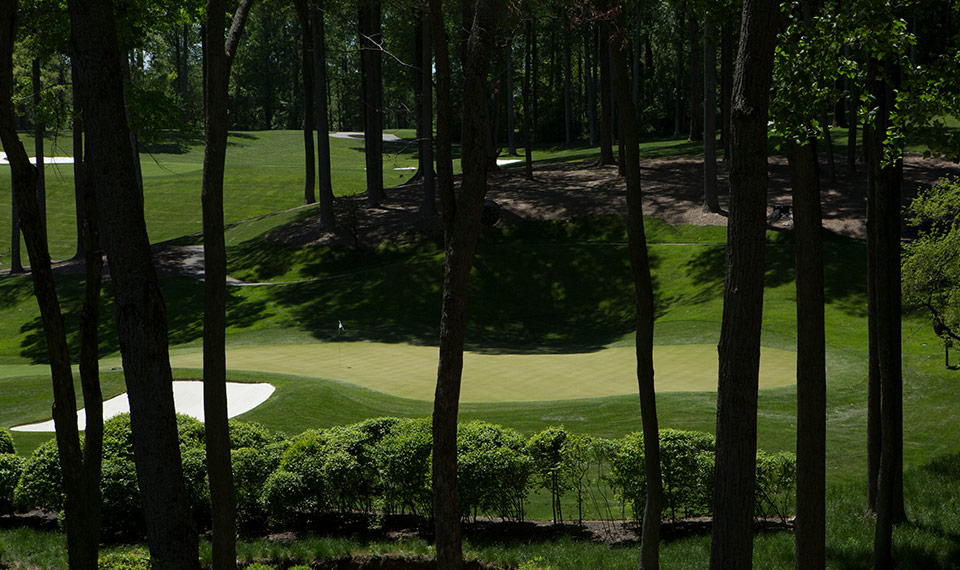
[2, 0, 960, 569]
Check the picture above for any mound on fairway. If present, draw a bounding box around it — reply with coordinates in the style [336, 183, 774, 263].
[166, 342, 796, 402]
[11, 381, 275, 432]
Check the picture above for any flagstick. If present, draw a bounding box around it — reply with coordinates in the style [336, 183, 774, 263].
[338, 328, 342, 368]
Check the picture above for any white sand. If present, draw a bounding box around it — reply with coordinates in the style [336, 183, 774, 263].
[329, 132, 406, 142]
[11, 381, 275, 432]
[0, 152, 75, 165]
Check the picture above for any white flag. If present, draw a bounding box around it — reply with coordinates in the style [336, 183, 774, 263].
[338, 320, 344, 331]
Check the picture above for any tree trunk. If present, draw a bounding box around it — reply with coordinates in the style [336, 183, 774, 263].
[820, 104, 836, 184]
[32, 58, 46, 245]
[119, 52, 144, 199]
[523, 18, 533, 180]
[868, 55, 906, 570]
[67, 0, 200, 567]
[563, 21, 572, 147]
[312, 0, 335, 229]
[295, 0, 317, 205]
[431, 1, 501, 567]
[787, 136, 825, 570]
[182, 23, 190, 123]
[673, 5, 684, 137]
[72, 60, 85, 261]
[597, 25, 615, 164]
[203, 2, 254, 568]
[845, 45, 857, 174]
[709, 0, 778, 568]
[585, 27, 597, 146]
[702, 12, 720, 213]
[609, 24, 663, 570]
[420, 8, 436, 217]
[10, 173, 23, 273]
[0, 9, 100, 569]
[720, 18, 732, 158]
[359, 0, 385, 206]
[687, 5, 702, 142]
[506, 39, 517, 156]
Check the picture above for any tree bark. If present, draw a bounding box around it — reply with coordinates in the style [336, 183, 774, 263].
[359, 0, 385, 206]
[0, 7, 101, 568]
[687, 4, 703, 142]
[523, 18, 533, 180]
[609, 21, 662, 570]
[420, 8, 436, 217]
[9, 172, 23, 273]
[709, 0, 778, 568]
[563, 19, 572, 147]
[702, 11, 720, 213]
[585, 27, 597, 146]
[203, 1, 254, 568]
[431, 1, 501, 568]
[67, 0, 201, 567]
[506, 38, 517, 156]
[597, 24, 615, 164]
[294, 0, 317, 205]
[312, 0, 335, 229]
[787, 136, 826, 570]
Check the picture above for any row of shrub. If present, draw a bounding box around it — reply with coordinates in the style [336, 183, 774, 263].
[0, 417, 796, 537]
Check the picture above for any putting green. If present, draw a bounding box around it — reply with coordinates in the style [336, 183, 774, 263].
[161, 342, 797, 402]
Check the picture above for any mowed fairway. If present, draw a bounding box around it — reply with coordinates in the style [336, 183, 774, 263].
[164, 342, 797, 402]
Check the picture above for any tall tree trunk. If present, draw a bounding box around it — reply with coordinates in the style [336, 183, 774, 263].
[702, 11, 719, 213]
[687, 5, 702, 142]
[720, 18, 733, 158]
[67, 0, 200, 567]
[420, 8, 436, 217]
[845, 45, 857, 174]
[0, 8, 101, 569]
[708, 0, 778, 568]
[673, 5, 684, 137]
[609, 22, 662, 570]
[523, 18, 534, 180]
[295, 0, 317, 205]
[787, 136, 826, 570]
[312, 1, 335, 229]
[632, 0, 641, 108]
[203, 2, 254, 568]
[506, 39, 517, 156]
[182, 23, 190, 123]
[71, 60, 85, 261]
[119, 52, 144, 199]
[431, 1, 501, 567]
[868, 55, 906, 570]
[10, 174, 23, 273]
[597, 25, 615, 164]
[359, 0, 385, 206]
[820, 104, 836, 184]
[563, 20, 572, 147]
[32, 58, 46, 245]
[585, 27, 597, 146]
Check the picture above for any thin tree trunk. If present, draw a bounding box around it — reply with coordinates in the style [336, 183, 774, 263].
[609, 22, 662, 570]
[312, 0, 335, 229]
[787, 136, 825, 570]
[67, 0, 200, 566]
[709, 0, 778, 568]
[845, 45, 857, 174]
[673, 5, 684, 137]
[71, 60, 84, 261]
[32, 59, 46, 245]
[295, 0, 317, 205]
[523, 19, 534, 180]
[820, 104, 836, 184]
[119, 52, 143, 199]
[598, 25, 615, 164]
[182, 23, 190, 122]
[203, 2, 254, 568]
[359, 0, 384, 206]
[563, 20, 572, 147]
[702, 11, 719, 213]
[506, 39, 517, 156]
[720, 18, 732, 158]
[586, 27, 597, 146]
[687, 5, 702, 142]
[10, 171, 23, 273]
[431, 1, 501, 568]
[420, 8, 436, 217]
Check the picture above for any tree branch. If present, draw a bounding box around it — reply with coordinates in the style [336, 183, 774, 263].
[225, 0, 255, 65]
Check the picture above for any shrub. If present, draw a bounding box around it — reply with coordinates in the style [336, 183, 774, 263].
[229, 419, 286, 450]
[181, 446, 211, 527]
[372, 418, 432, 516]
[0, 453, 25, 514]
[261, 469, 307, 526]
[102, 414, 134, 462]
[13, 439, 62, 511]
[243, 564, 274, 570]
[755, 450, 797, 522]
[100, 458, 143, 537]
[658, 429, 715, 520]
[527, 426, 572, 523]
[457, 421, 532, 521]
[98, 548, 150, 570]
[610, 432, 645, 520]
[177, 414, 206, 449]
[0, 428, 15, 454]
[233, 447, 273, 525]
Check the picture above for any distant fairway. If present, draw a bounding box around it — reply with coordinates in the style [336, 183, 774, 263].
[164, 342, 797, 402]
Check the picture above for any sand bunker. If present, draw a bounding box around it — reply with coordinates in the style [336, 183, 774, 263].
[11, 381, 275, 432]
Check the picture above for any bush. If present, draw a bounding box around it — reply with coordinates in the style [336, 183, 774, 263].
[102, 414, 134, 462]
[13, 439, 62, 511]
[261, 469, 307, 526]
[527, 426, 571, 523]
[610, 432, 646, 520]
[0, 453, 25, 514]
[457, 421, 532, 521]
[100, 458, 143, 537]
[181, 446, 211, 527]
[0, 428, 15, 454]
[98, 548, 150, 570]
[243, 564, 274, 570]
[177, 414, 206, 449]
[658, 429, 715, 520]
[372, 418, 432, 516]
[233, 447, 273, 525]
[229, 419, 286, 450]
[755, 450, 797, 521]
